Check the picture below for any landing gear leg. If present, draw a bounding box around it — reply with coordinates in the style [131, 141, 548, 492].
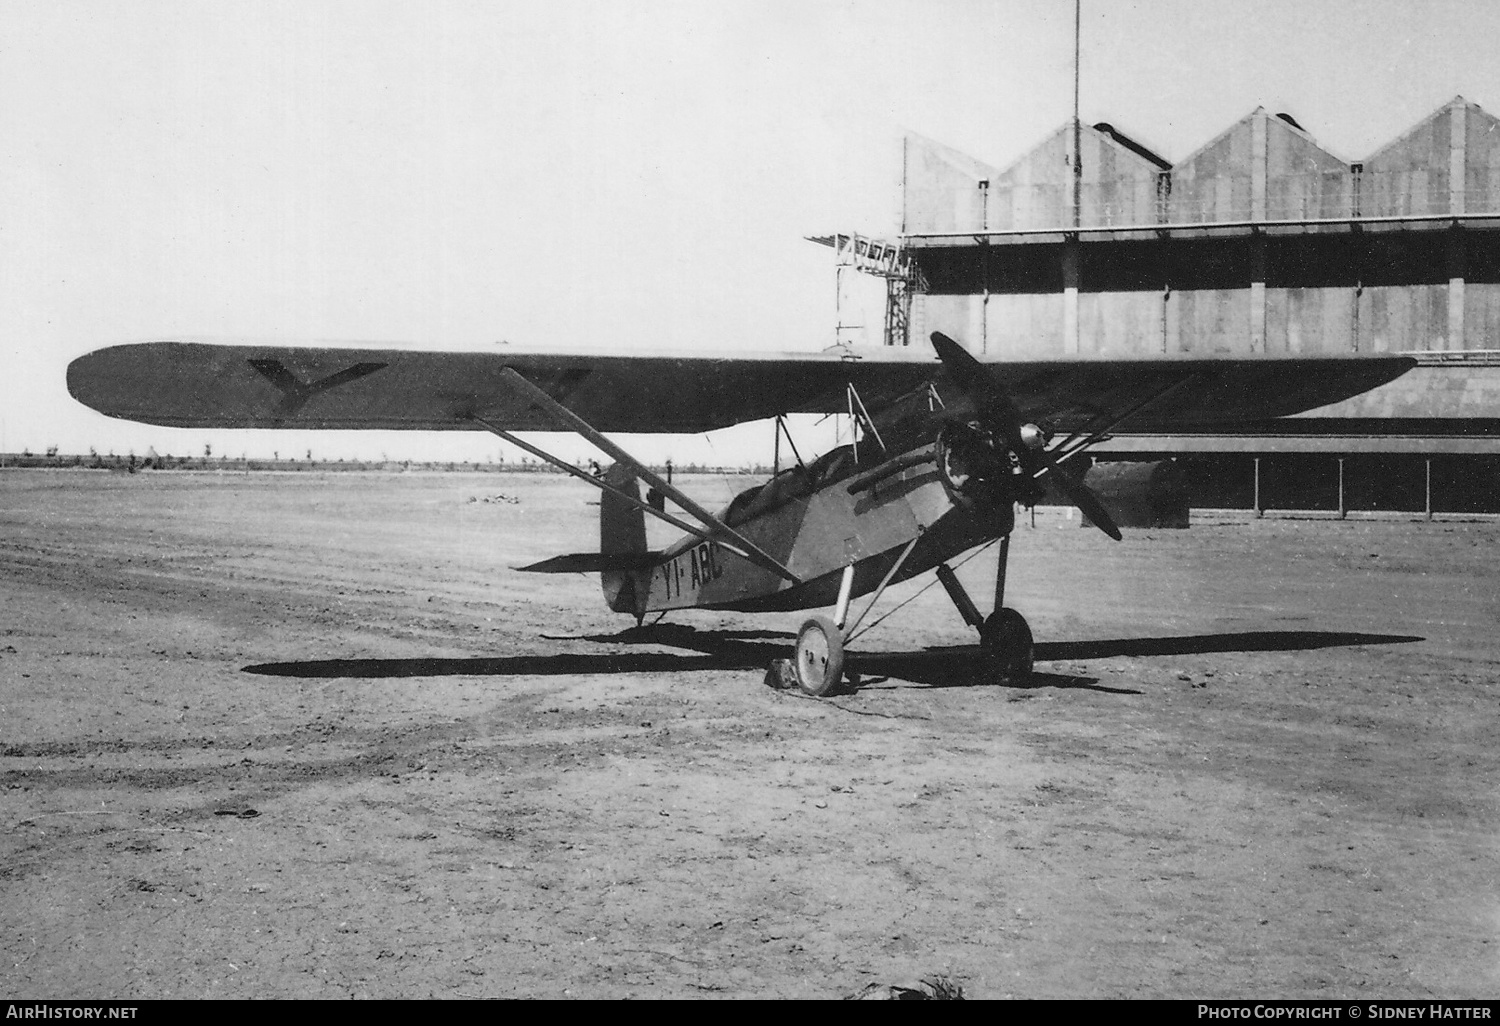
[936, 537, 1033, 685]
[983, 533, 1033, 683]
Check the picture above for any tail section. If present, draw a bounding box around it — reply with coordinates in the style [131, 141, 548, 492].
[600, 463, 651, 618]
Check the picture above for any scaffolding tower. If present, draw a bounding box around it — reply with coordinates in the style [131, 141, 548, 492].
[807, 232, 927, 347]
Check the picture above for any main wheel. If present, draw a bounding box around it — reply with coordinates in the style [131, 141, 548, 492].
[793, 616, 846, 697]
[978, 607, 1034, 685]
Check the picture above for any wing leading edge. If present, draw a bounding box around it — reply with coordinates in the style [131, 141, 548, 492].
[66, 339, 1414, 435]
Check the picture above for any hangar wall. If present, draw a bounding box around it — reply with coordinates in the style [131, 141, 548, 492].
[881, 98, 1500, 508]
[902, 97, 1500, 361]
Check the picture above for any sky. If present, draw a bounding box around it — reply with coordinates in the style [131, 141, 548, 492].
[5, 0, 1500, 466]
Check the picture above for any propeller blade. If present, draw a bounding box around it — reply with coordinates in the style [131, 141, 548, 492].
[1046, 462, 1123, 541]
[929, 332, 1031, 465]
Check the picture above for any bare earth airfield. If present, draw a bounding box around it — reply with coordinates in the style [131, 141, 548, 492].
[1, 468, 1496, 999]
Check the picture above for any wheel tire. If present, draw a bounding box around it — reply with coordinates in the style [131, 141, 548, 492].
[793, 616, 846, 697]
[979, 608, 1034, 685]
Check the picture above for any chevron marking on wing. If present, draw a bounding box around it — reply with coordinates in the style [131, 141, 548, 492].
[246, 359, 390, 415]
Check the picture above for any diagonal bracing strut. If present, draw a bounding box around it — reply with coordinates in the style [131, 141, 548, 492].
[470, 416, 762, 562]
[1039, 373, 1201, 474]
[489, 368, 802, 584]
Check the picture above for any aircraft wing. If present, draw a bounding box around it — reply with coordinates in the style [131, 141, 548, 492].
[67, 341, 939, 433]
[997, 357, 1418, 433]
[67, 339, 1413, 434]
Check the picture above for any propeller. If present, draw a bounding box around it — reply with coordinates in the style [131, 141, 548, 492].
[929, 332, 1035, 474]
[930, 331, 1121, 541]
[1044, 460, 1123, 541]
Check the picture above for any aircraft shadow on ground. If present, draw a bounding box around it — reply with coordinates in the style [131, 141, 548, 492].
[1039, 630, 1424, 661]
[242, 625, 1421, 694]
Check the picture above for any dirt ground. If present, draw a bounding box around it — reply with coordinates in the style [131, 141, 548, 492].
[1, 468, 1497, 999]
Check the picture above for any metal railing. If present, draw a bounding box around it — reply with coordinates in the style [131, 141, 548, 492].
[907, 174, 1499, 235]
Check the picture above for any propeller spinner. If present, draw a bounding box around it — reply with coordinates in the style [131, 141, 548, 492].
[930, 332, 1122, 541]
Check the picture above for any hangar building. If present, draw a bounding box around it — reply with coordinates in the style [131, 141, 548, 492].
[827, 97, 1500, 514]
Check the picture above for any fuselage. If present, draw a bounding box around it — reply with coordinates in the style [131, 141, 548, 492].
[637, 442, 1011, 614]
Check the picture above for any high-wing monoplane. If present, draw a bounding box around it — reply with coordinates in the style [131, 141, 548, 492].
[67, 333, 1412, 695]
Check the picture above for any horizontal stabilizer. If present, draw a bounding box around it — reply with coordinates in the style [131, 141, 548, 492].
[516, 552, 663, 574]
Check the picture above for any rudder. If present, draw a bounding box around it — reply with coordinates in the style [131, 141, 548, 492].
[600, 463, 650, 617]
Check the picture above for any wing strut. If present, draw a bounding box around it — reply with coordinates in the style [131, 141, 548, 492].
[469, 415, 773, 564]
[1040, 373, 1202, 473]
[490, 368, 803, 584]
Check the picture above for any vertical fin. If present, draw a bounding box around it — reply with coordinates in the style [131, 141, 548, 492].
[599, 463, 650, 618]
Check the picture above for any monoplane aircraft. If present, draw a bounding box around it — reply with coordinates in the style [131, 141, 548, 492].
[67, 333, 1412, 695]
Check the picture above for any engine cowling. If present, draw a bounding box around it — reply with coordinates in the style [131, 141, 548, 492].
[936, 422, 1038, 516]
